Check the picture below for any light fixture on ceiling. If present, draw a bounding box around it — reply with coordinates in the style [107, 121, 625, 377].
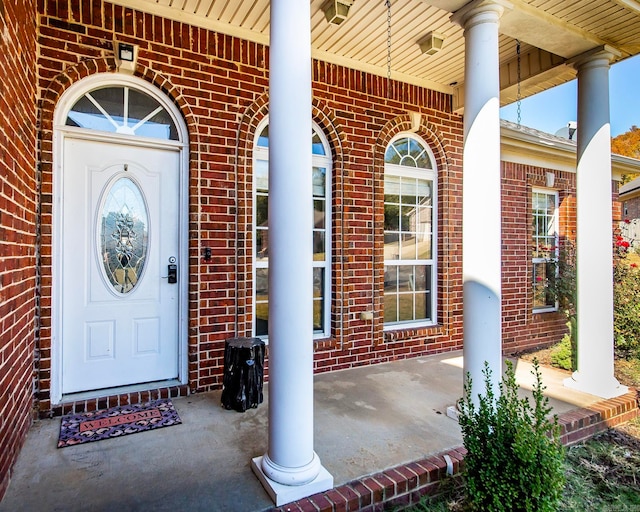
[322, 0, 353, 25]
[114, 41, 138, 73]
[418, 32, 445, 56]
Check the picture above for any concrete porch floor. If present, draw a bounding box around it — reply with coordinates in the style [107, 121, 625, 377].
[0, 351, 628, 512]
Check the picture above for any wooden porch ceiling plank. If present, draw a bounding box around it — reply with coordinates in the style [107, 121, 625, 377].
[180, 0, 200, 14]
[390, 17, 461, 75]
[315, 1, 386, 58]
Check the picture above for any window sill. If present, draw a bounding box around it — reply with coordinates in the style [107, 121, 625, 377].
[532, 307, 559, 314]
[383, 324, 444, 343]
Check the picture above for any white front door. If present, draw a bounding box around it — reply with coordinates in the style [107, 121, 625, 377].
[61, 137, 180, 394]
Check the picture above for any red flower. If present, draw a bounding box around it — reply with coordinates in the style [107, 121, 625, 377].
[631, 263, 638, 268]
[536, 276, 543, 282]
[624, 219, 631, 224]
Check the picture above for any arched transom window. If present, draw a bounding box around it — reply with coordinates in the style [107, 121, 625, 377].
[65, 86, 179, 140]
[384, 135, 437, 328]
[253, 121, 332, 338]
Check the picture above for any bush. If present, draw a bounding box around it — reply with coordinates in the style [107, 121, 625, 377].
[458, 360, 565, 512]
[614, 261, 640, 359]
[550, 333, 573, 371]
[547, 241, 577, 371]
[550, 238, 640, 363]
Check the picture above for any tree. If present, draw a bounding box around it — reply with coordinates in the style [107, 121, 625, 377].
[612, 125, 640, 160]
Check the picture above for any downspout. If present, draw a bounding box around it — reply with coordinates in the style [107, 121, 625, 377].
[340, 147, 346, 350]
[33, 159, 42, 414]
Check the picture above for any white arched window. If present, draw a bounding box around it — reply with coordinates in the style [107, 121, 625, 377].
[384, 134, 437, 328]
[253, 120, 332, 338]
[65, 85, 180, 140]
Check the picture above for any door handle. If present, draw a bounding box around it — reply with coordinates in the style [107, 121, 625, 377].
[161, 257, 178, 283]
[167, 264, 177, 284]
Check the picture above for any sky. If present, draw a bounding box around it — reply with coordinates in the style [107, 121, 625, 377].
[500, 53, 640, 138]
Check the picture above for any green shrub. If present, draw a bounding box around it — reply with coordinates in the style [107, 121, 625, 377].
[458, 360, 565, 512]
[547, 242, 578, 371]
[550, 238, 640, 363]
[614, 261, 640, 360]
[550, 333, 573, 371]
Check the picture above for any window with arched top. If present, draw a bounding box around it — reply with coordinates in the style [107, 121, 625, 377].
[384, 135, 437, 328]
[65, 86, 179, 140]
[253, 120, 332, 339]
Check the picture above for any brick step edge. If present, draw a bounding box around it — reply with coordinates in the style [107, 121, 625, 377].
[269, 388, 639, 512]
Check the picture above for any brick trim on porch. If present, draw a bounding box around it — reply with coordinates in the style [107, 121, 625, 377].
[269, 389, 639, 512]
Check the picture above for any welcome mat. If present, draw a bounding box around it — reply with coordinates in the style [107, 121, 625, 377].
[58, 398, 181, 448]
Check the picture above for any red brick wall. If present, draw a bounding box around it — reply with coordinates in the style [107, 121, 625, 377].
[35, 0, 574, 416]
[0, 0, 38, 499]
[501, 163, 575, 354]
[621, 195, 640, 221]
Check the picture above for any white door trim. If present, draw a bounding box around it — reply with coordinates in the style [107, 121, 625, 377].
[51, 74, 189, 405]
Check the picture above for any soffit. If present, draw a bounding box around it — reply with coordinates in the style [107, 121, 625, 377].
[109, 0, 640, 103]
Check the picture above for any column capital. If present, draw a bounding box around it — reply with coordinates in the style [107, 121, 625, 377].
[451, 0, 512, 29]
[569, 45, 622, 71]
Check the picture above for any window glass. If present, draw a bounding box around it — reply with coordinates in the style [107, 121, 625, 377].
[66, 86, 179, 140]
[255, 268, 269, 336]
[532, 189, 559, 311]
[385, 136, 433, 169]
[384, 135, 436, 328]
[253, 123, 332, 337]
[99, 177, 148, 294]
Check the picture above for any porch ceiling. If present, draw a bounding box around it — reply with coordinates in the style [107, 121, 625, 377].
[110, 0, 640, 109]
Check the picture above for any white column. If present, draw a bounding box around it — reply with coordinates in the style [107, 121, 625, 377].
[451, 1, 506, 403]
[251, 0, 333, 506]
[564, 47, 628, 399]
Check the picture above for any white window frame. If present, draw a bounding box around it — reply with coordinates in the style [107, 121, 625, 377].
[383, 134, 438, 330]
[532, 187, 559, 313]
[252, 118, 332, 339]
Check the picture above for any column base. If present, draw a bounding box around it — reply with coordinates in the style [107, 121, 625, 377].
[564, 371, 628, 399]
[251, 455, 334, 506]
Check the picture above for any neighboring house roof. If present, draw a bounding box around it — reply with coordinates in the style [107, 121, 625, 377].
[500, 119, 640, 180]
[619, 175, 640, 199]
[501, 119, 578, 146]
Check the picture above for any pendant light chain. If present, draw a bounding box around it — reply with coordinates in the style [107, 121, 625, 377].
[386, 0, 392, 99]
[516, 39, 522, 127]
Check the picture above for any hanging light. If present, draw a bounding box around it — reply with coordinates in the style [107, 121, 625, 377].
[418, 32, 445, 56]
[322, 0, 354, 25]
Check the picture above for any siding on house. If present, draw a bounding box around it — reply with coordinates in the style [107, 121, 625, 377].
[0, 0, 38, 499]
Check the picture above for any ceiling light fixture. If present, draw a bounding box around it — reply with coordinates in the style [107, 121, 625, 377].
[322, 0, 354, 25]
[418, 32, 445, 56]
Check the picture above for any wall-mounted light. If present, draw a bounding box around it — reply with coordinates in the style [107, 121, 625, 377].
[118, 43, 135, 62]
[114, 41, 138, 73]
[418, 32, 445, 56]
[322, 0, 353, 25]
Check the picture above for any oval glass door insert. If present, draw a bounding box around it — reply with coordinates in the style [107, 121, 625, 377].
[99, 176, 149, 294]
